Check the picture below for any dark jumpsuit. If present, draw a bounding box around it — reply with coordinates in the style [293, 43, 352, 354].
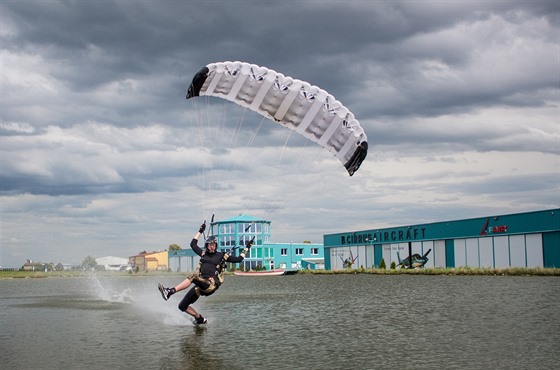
[178, 238, 245, 312]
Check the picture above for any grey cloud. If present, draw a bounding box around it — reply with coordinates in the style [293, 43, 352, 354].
[1, 0, 558, 267]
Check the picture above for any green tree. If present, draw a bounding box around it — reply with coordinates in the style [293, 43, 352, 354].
[81, 256, 97, 270]
[169, 244, 181, 251]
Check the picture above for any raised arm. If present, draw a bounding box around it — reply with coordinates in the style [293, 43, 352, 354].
[225, 238, 254, 263]
[190, 223, 206, 256]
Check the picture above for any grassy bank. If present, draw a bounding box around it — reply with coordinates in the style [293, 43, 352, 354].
[0, 270, 92, 279]
[297, 266, 560, 276]
[1, 267, 559, 279]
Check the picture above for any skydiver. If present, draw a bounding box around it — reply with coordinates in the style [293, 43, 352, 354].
[157, 222, 253, 325]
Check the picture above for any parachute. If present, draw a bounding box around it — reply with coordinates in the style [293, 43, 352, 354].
[186, 61, 368, 176]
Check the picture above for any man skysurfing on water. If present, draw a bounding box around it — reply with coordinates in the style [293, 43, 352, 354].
[158, 222, 253, 325]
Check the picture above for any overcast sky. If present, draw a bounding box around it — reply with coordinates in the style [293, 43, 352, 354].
[1, 0, 559, 267]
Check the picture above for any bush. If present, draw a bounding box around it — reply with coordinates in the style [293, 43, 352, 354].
[379, 258, 386, 269]
[390, 261, 396, 269]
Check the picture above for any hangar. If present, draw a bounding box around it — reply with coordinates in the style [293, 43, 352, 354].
[324, 209, 560, 270]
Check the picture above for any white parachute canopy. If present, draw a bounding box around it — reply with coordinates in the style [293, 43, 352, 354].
[186, 61, 368, 176]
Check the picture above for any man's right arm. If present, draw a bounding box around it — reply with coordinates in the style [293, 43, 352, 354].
[190, 223, 206, 256]
[190, 238, 203, 256]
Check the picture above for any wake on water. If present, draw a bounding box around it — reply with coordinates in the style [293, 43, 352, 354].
[85, 274, 199, 327]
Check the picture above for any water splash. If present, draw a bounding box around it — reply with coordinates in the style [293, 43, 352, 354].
[113, 288, 135, 303]
[86, 273, 135, 304]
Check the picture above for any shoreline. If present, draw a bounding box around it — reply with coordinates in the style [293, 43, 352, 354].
[1, 266, 559, 279]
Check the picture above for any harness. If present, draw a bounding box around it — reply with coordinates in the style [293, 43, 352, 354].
[193, 250, 227, 295]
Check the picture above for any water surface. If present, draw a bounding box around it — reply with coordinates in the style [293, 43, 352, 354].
[1, 274, 558, 369]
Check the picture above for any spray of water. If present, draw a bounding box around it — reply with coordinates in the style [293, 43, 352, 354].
[85, 273, 135, 303]
[84, 273, 199, 326]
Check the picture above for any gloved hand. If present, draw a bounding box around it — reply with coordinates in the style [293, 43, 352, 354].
[199, 223, 206, 233]
[245, 239, 254, 249]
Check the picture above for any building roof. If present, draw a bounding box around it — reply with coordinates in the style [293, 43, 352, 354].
[129, 251, 166, 258]
[216, 214, 270, 223]
[264, 242, 323, 246]
[96, 256, 128, 265]
[324, 208, 560, 247]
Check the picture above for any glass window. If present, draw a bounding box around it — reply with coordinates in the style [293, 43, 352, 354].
[311, 248, 319, 255]
[281, 248, 287, 256]
[221, 236, 234, 247]
[220, 223, 234, 234]
[295, 248, 303, 255]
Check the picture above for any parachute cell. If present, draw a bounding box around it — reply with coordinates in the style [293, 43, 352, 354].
[186, 61, 368, 176]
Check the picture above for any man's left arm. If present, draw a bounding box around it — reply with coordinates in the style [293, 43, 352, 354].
[225, 239, 254, 262]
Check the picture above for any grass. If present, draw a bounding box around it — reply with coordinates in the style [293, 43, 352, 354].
[297, 266, 560, 276]
[1, 267, 559, 279]
[0, 270, 88, 279]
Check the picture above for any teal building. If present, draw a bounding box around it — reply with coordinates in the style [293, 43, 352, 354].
[168, 214, 324, 272]
[324, 209, 560, 270]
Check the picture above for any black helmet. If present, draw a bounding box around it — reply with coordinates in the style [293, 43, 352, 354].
[205, 236, 217, 249]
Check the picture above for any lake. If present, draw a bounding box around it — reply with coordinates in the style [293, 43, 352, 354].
[1, 274, 558, 369]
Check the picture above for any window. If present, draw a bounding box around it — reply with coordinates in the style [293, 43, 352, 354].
[295, 248, 303, 255]
[221, 236, 234, 247]
[220, 223, 234, 234]
[281, 248, 287, 256]
[311, 248, 319, 255]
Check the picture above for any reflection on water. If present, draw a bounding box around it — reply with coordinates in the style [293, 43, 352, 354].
[0, 274, 558, 369]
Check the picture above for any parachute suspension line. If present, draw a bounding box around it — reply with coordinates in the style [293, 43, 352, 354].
[255, 93, 325, 219]
[200, 103, 262, 218]
[267, 142, 332, 216]
[255, 129, 295, 218]
[220, 114, 266, 186]
[228, 105, 248, 148]
[203, 97, 231, 218]
[193, 95, 228, 219]
[210, 103, 247, 210]
[195, 95, 214, 220]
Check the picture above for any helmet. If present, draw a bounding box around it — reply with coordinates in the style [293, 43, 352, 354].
[205, 236, 217, 249]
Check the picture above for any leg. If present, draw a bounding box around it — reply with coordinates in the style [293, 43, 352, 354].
[178, 287, 201, 317]
[178, 287, 207, 324]
[174, 271, 209, 292]
[157, 274, 196, 301]
[174, 276, 194, 293]
[185, 306, 201, 319]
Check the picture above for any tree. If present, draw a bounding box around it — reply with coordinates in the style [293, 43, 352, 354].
[81, 256, 97, 270]
[169, 244, 181, 251]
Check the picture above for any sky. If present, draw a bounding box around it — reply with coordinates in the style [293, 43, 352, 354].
[1, 0, 559, 268]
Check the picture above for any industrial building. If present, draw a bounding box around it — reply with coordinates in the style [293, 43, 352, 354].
[168, 214, 324, 272]
[324, 209, 560, 270]
[129, 250, 168, 272]
[95, 256, 129, 271]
